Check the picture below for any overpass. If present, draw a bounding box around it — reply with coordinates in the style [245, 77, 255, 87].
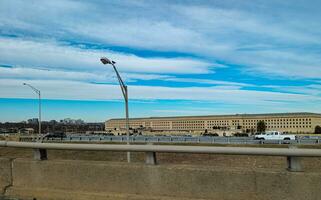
[1, 141, 321, 200]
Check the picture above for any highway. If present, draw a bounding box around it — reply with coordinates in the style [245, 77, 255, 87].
[38, 135, 321, 145]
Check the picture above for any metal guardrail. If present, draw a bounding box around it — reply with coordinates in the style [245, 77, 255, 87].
[18, 135, 321, 145]
[1, 141, 321, 172]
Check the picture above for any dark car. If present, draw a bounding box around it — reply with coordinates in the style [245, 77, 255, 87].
[233, 133, 249, 137]
[103, 133, 115, 136]
[44, 132, 66, 139]
[202, 133, 219, 137]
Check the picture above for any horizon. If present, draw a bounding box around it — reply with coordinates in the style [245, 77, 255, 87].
[1, 98, 320, 123]
[1, 1, 321, 122]
[3, 110, 321, 123]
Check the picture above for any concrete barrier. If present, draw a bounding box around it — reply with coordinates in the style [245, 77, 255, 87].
[1, 158, 321, 200]
[0, 158, 12, 195]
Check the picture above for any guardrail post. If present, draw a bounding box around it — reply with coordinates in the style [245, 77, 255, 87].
[145, 143, 157, 165]
[33, 148, 47, 160]
[145, 151, 157, 165]
[287, 145, 302, 172]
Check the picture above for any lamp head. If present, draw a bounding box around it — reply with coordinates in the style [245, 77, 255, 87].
[100, 57, 116, 65]
[100, 57, 111, 64]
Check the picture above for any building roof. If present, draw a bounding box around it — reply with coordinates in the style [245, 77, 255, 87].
[107, 112, 321, 121]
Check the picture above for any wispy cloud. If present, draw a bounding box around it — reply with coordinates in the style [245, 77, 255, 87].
[1, 79, 320, 105]
[239, 50, 321, 79]
[262, 84, 321, 96]
[0, 37, 215, 74]
[0, 66, 173, 83]
[162, 78, 253, 87]
[1, 1, 321, 79]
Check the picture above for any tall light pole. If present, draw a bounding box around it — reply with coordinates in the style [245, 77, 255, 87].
[23, 83, 41, 139]
[100, 57, 131, 163]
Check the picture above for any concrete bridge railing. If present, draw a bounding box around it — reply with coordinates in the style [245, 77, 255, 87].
[2, 141, 321, 200]
[2, 141, 321, 171]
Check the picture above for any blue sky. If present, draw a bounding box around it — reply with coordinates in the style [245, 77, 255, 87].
[0, 0, 321, 122]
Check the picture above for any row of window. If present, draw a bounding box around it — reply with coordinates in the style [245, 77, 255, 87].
[172, 126, 205, 128]
[152, 122, 170, 125]
[244, 118, 312, 122]
[174, 127, 204, 129]
[244, 125, 312, 129]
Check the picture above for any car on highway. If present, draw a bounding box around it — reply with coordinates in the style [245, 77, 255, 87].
[201, 133, 219, 137]
[155, 134, 168, 137]
[300, 135, 320, 140]
[254, 131, 296, 140]
[233, 133, 249, 137]
[182, 134, 193, 137]
[43, 132, 66, 139]
[103, 133, 115, 136]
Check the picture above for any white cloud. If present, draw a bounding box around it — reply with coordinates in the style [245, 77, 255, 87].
[173, 5, 321, 79]
[238, 50, 321, 79]
[0, 66, 111, 82]
[0, 37, 215, 75]
[163, 77, 253, 87]
[0, 66, 171, 83]
[1, 79, 320, 106]
[0, 66, 254, 91]
[263, 84, 321, 96]
[174, 4, 321, 45]
[0, 0, 233, 54]
[1, 1, 320, 80]
[1, 0, 321, 83]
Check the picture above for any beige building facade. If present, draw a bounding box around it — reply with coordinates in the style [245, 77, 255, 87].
[106, 112, 321, 134]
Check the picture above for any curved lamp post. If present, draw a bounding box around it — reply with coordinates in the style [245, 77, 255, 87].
[100, 57, 131, 163]
[23, 83, 42, 138]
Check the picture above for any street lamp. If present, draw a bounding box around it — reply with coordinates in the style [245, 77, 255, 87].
[100, 57, 131, 163]
[23, 83, 42, 140]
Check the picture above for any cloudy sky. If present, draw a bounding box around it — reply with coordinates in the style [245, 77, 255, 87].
[0, 0, 321, 122]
